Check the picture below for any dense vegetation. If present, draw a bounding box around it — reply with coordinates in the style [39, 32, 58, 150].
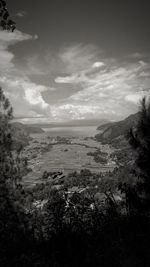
[87, 150, 108, 164]
[1, 85, 150, 266]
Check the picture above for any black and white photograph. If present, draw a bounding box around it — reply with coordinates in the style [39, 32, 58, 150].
[0, 0, 150, 266]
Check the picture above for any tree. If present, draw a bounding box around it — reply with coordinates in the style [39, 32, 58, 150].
[0, 87, 13, 183]
[0, 0, 16, 31]
[0, 88, 26, 248]
[0, 87, 29, 186]
[127, 97, 150, 206]
[43, 189, 66, 239]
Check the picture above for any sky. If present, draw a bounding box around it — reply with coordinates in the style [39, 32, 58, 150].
[0, 0, 150, 123]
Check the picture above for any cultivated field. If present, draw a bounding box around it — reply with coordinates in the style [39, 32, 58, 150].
[22, 132, 116, 187]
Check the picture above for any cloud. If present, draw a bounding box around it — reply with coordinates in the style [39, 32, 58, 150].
[0, 30, 52, 120]
[49, 102, 121, 121]
[140, 71, 150, 77]
[0, 30, 33, 45]
[51, 104, 104, 121]
[55, 45, 105, 85]
[0, 30, 36, 71]
[59, 44, 99, 73]
[1, 38, 150, 122]
[55, 72, 88, 84]
[33, 34, 38, 40]
[55, 74, 79, 84]
[68, 62, 150, 108]
[125, 91, 150, 104]
[130, 52, 144, 59]
[54, 44, 150, 120]
[0, 75, 52, 117]
[92, 62, 105, 68]
[16, 11, 27, 18]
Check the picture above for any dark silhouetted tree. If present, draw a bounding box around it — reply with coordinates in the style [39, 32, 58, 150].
[0, 88, 26, 259]
[127, 97, 150, 207]
[0, 0, 16, 31]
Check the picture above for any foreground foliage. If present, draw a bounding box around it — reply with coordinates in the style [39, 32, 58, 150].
[0, 0, 16, 31]
[1, 90, 150, 266]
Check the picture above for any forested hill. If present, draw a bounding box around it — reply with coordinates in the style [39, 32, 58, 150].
[95, 112, 140, 147]
[12, 122, 44, 134]
[11, 122, 44, 149]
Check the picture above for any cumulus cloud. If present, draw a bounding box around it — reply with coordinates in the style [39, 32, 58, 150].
[49, 102, 122, 121]
[0, 75, 52, 117]
[69, 63, 150, 117]
[0, 30, 51, 120]
[54, 44, 150, 120]
[1, 37, 150, 122]
[51, 104, 103, 121]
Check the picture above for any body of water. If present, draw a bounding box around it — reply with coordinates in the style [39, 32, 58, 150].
[42, 126, 99, 138]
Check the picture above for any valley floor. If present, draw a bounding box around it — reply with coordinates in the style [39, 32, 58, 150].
[22, 133, 116, 187]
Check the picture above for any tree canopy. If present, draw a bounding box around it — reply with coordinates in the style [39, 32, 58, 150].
[127, 97, 150, 206]
[0, 0, 16, 31]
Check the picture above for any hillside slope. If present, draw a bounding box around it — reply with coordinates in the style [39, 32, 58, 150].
[95, 112, 140, 147]
[11, 123, 44, 150]
[12, 122, 44, 134]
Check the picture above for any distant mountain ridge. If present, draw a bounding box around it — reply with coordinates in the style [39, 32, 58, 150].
[95, 112, 140, 147]
[15, 118, 109, 129]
